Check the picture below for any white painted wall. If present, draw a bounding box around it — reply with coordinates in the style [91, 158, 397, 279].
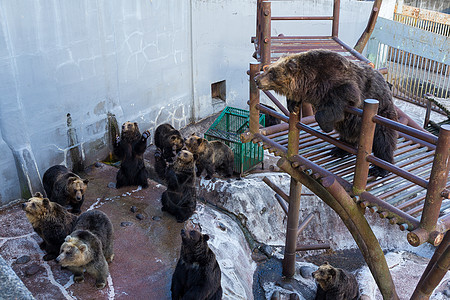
[0, 0, 381, 205]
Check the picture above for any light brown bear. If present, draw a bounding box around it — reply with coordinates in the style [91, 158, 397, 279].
[22, 192, 78, 261]
[43, 165, 89, 214]
[56, 210, 114, 289]
[184, 135, 234, 180]
[312, 262, 359, 300]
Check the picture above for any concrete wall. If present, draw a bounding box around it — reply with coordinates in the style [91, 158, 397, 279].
[0, 0, 376, 205]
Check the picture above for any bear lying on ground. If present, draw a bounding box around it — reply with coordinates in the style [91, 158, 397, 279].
[161, 150, 197, 223]
[154, 123, 185, 180]
[255, 49, 398, 178]
[312, 262, 359, 300]
[56, 210, 114, 290]
[114, 121, 150, 188]
[185, 135, 234, 180]
[22, 193, 78, 261]
[43, 165, 89, 214]
[171, 229, 222, 300]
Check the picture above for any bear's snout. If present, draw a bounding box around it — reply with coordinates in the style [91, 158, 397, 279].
[21, 203, 27, 210]
[55, 256, 61, 263]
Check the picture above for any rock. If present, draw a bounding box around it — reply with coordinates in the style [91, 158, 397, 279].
[217, 222, 227, 231]
[25, 264, 41, 277]
[15, 256, 30, 264]
[120, 221, 133, 227]
[130, 206, 138, 213]
[270, 290, 280, 300]
[108, 182, 116, 189]
[443, 288, 450, 297]
[152, 216, 161, 221]
[299, 266, 315, 279]
[95, 162, 102, 168]
[260, 244, 273, 257]
[289, 293, 300, 300]
[136, 214, 145, 220]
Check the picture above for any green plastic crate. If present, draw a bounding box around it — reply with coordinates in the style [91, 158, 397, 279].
[204, 106, 265, 175]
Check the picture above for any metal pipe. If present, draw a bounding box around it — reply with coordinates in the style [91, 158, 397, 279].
[410, 232, 450, 299]
[353, 99, 379, 195]
[271, 16, 334, 21]
[275, 194, 288, 215]
[263, 90, 290, 116]
[410, 125, 450, 246]
[261, 1, 271, 67]
[296, 243, 331, 251]
[297, 212, 315, 237]
[332, 0, 340, 37]
[263, 176, 289, 202]
[250, 63, 261, 135]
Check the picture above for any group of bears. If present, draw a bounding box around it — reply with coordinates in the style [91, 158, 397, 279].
[19, 49, 397, 298]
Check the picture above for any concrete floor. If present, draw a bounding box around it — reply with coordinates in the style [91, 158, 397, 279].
[0, 163, 184, 300]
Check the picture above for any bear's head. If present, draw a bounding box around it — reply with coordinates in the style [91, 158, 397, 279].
[174, 150, 196, 172]
[121, 121, 141, 143]
[68, 177, 89, 202]
[312, 262, 339, 291]
[56, 231, 92, 267]
[180, 229, 210, 264]
[184, 134, 208, 154]
[168, 130, 184, 152]
[21, 193, 56, 225]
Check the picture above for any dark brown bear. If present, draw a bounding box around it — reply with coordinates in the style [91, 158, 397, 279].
[43, 165, 89, 214]
[161, 150, 197, 223]
[312, 262, 359, 300]
[154, 123, 185, 180]
[114, 121, 150, 188]
[22, 193, 77, 261]
[56, 210, 114, 289]
[171, 229, 222, 300]
[184, 135, 234, 180]
[255, 49, 398, 177]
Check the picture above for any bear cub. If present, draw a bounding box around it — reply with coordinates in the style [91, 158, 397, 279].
[154, 123, 184, 180]
[171, 229, 222, 300]
[114, 121, 151, 188]
[56, 210, 114, 290]
[22, 193, 78, 261]
[43, 165, 89, 214]
[312, 262, 359, 300]
[255, 49, 398, 178]
[185, 134, 234, 180]
[161, 150, 197, 223]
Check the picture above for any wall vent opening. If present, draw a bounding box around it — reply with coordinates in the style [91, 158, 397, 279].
[211, 80, 226, 102]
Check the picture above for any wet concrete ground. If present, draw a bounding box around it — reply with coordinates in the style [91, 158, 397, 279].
[0, 163, 183, 300]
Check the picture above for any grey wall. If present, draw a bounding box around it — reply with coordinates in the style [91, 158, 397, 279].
[0, 0, 375, 205]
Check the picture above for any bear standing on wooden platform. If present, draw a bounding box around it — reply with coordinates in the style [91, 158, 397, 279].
[21, 193, 78, 261]
[184, 134, 234, 180]
[56, 210, 114, 289]
[161, 150, 197, 223]
[171, 229, 222, 300]
[255, 49, 398, 178]
[312, 262, 360, 300]
[43, 165, 89, 214]
[114, 121, 150, 188]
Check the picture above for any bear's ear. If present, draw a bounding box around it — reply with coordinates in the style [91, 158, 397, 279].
[65, 235, 72, 242]
[79, 244, 87, 252]
[83, 179, 89, 185]
[68, 177, 77, 184]
[324, 261, 330, 265]
[191, 132, 196, 136]
[203, 234, 210, 242]
[34, 192, 43, 198]
[286, 59, 297, 74]
[134, 122, 138, 127]
[42, 198, 50, 207]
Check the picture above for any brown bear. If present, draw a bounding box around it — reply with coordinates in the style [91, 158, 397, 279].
[184, 135, 234, 180]
[43, 165, 89, 214]
[154, 123, 185, 180]
[255, 49, 398, 178]
[161, 150, 197, 223]
[312, 262, 359, 300]
[22, 193, 78, 261]
[114, 121, 150, 188]
[56, 210, 114, 289]
[171, 229, 222, 300]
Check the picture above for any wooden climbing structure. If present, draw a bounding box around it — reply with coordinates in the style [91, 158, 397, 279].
[244, 1, 450, 299]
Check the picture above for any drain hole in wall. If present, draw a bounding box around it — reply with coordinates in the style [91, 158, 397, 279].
[211, 80, 226, 102]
